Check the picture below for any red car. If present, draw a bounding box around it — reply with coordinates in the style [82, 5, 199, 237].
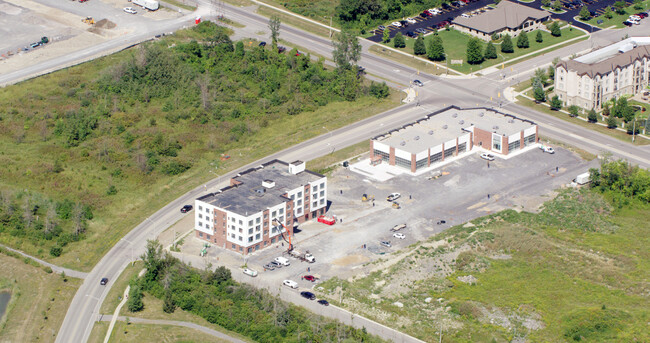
[636, 12, 648, 18]
[421, 11, 432, 17]
[303, 275, 316, 282]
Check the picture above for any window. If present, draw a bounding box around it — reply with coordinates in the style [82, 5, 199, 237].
[207, 235, 210, 240]
[199, 222, 203, 227]
[508, 140, 520, 152]
[430, 151, 442, 163]
[199, 214, 203, 219]
[264, 213, 268, 218]
[239, 247, 243, 251]
[248, 228, 253, 234]
[394, 156, 410, 169]
[272, 211, 276, 217]
[256, 217, 260, 224]
[492, 135, 502, 151]
[373, 149, 390, 162]
[320, 182, 324, 189]
[415, 157, 428, 170]
[232, 244, 236, 249]
[458, 143, 467, 153]
[298, 199, 302, 206]
[248, 220, 253, 226]
[279, 208, 284, 214]
[524, 134, 536, 146]
[231, 233, 235, 238]
[297, 208, 302, 215]
[256, 225, 260, 231]
[199, 206, 203, 211]
[238, 220, 242, 225]
[199, 232, 203, 237]
[271, 237, 276, 243]
[256, 233, 260, 240]
[313, 185, 318, 192]
[248, 237, 253, 242]
[320, 190, 324, 197]
[313, 201, 317, 208]
[320, 199, 324, 205]
[298, 191, 302, 198]
[231, 217, 235, 223]
[205, 208, 209, 213]
[291, 194, 295, 200]
[206, 217, 210, 222]
[238, 236, 242, 241]
[239, 228, 242, 233]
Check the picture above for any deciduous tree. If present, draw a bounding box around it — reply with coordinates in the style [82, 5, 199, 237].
[550, 21, 561, 37]
[414, 34, 426, 55]
[427, 35, 446, 61]
[269, 16, 281, 47]
[466, 37, 484, 64]
[550, 95, 562, 109]
[517, 31, 529, 48]
[332, 29, 362, 70]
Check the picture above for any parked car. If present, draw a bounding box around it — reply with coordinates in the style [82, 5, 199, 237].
[480, 153, 495, 161]
[243, 268, 258, 277]
[300, 291, 316, 300]
[623, 20, 634, 27]
[436, 220, 447, 225]
[123, 6, 137, 14]
[390, 223, 406, 232]
[636, 12, 648, 18]
[180, 205, 193, 213]
[391, 21, 402, 27]
[380, 240, 392, 248]
[270, 261, 283, 268]
[428, 8, 441, 15]
[413, 79, 424, 87]
[437, 21, 449, 29]
[378, 25, 386, 31]
[258, 41, 266, 46]
[275, 256, 291, 266]
[100, 277, 108, 285]
[420, 11, 432, 17]
[283, 280, 298, 289]
[317, 299, 330, 306]
[540, 145, 555, 154]
[415, 28, 427, 34]
[405, 31, 417, 38]
[303, 275, 316, 282]
[30, 42, 41, 48]
[406, 17, 417, 23]
[386, 192, 401, 201]
[393, 233, 406, 239]
[263, 263, 276, 270]
[399, 20, 409, 27]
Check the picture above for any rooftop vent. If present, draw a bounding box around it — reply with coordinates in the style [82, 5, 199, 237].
[493, 125, 499, 130]
[443, 125, 448, 129]
[428, 130, 434, 135]
[414, 136, 420, 141]
[253, 188, 266, 196]
[508, 119, 514, 123]
[262, 179, 275, 188]
[479, 112, 484, 117]
[400, 141, 406, 146]
[459, 120, 464, 125]
[452, 113, 458, 118]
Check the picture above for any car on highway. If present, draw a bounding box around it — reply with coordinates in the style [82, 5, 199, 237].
[386, 192, 401, 201]
[380, 240, 392, 248]
[413, 79, 424, 87]
[100, 277, 108, 285]
[243, 268, 258, 277]
[283, 280, 298, 288]
[303, 275, 316, 282]
[406, 17, 417, 24]
[391, 21, 402, 27]
[300, 291, 316, 300]
[480, 153, 495, 161]
[180, 205, 193, 213]
[393, 233, 406, 239]
[123, 7, 137, 14]
[317, 299, 330, 306]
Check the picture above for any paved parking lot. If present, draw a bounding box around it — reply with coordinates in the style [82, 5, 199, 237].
[177, 146, 598, 293]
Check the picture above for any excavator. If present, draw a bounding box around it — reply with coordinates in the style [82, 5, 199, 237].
[361, 193, 375, 202]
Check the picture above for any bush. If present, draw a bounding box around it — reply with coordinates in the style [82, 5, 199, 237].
[550, 95, 562, 110]
[43, 266, 53, 273]
[568, 105, 580, 117]
[127, 285, 144, 312]
[106, 185, 118, 196]
[588, 109, 598, 122]
[606, 115, 618, 128]
[369, 82, 390, 99]
[161, 161, 191, 175]
[50, 245, 62, 257]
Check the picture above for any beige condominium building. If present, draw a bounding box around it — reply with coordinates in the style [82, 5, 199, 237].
[194, 160, 327, 255]
[452, 0, 550, 41]
[555, 37, 650, 110]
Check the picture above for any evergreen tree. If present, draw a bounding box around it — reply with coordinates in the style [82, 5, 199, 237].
[427, 35, 446, 61]
[536, 30, 543, 43]
[534, 85, 546, 102]
[466, 37, 484, 64]
[602, 102, 611, 116]
[550, 95, 562, 109]
[542, 0, 551, 6]
[383, 29, 390, 43]
[501, 34, 514, 53]
[484, 42, 497, 59]
[553, 0, 562, 11]
[547, 65, 555, 80]
[517, 31, 529, 48]
[579, 6, 591, 20]
[588, 109, 598, 122]
[393, 32, 406, 48]
[550, 22, 561, 37]
[604, 6, 613, 18]
[606, 115, 618, 128]
[414, 34, 426, 55]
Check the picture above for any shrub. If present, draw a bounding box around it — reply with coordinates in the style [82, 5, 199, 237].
[106, 185, 118, 196]
[50, 245, 62, 257]
[127, 285, 144, 312]
[550, 95, 562, 110]
[161, 161, 191, 175]
[568, 105, 580, 117]
[606, 115, 618, 128]
[588, 109, 598, 122]
[369, 82, 390, 99]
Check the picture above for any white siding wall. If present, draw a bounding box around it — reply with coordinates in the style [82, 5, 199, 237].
[445, 139, 457, 149]
[310, 177, 328, 212]
[373, 141, 390, 153]
[430, 144, 442, 154]
[194, 199, 214, 236]
[394, 148, 411, 160]
[524, 126, 536, 137]
[458, 133, 471, 146]
[415, 150, 429, 160]
[508, 132, 521, 143]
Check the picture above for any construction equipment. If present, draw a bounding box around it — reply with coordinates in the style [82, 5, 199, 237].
[361, 193, 375, 202]
[392, 202, 401, 209]
[273, 219, 293, 251]
[288, 249, 315, 263]
[82, 16, 94, 25]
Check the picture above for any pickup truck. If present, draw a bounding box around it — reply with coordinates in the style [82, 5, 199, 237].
[390, 223, 406, 232]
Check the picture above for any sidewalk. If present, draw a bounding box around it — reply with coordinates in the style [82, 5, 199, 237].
[0, 243, 88, 279]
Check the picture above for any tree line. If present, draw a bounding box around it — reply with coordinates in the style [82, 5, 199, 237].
[589, 159, 650, 205]
[128, 240, 387, 343]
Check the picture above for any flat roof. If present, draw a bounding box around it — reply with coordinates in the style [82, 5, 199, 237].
[373, 106, 535, 154]
[574, 37, 650, 64]
[197, 160, 324, 216]
[452, 0, 549, 34]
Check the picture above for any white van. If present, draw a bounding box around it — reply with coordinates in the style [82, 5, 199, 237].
[243, 268, 258, 277]
[283, 279, 298, 288]
[274, 256, 290, 266]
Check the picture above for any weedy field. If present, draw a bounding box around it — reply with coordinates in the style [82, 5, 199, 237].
[318, 188, 649, 342]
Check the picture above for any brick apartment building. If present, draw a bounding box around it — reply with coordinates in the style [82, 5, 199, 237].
[370, 106, 538, 172]
[194, 160, 327, 255]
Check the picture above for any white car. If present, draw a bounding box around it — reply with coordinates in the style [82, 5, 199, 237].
[123, 7, 137, 14]
[391, 21, 402, 27]
[406, 17, 417, 24]
[386, 192, 401, 201]
[629, 15, 641, 20]
[480, 153, 495, 161]
[461, 13, 471, 18]
[393, 233, 406, 239]
[540, 146, 555, 154]
[283, 280, 298, 289]
[243, 268, 258, 277]
[428, 8, 441, 14]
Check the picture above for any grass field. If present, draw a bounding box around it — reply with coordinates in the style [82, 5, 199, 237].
[161, 0, 197, 11]
[516, 96, 650, 145]
[317, 189, 650, 342]
[586, 0, 650, 28]
[367, 45, 450, 77]
[89, 322, 231, 343]
[0, 253, 80, 343]
[0, 28, 401, 272]
[256, 5, 334, 38]
[388, 27, 584, 74]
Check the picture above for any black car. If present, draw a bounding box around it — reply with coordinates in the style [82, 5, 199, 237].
[317, 299, 330, 306]
[300, 291, 316, 300]
[180, 205, 193, 213]
[437, 220, 447, 225]
[413, 79, 424, 87]
[623, 20, 633, 26]
[259, 41, 266, 46]
[405, 31, 417, 38]
[270, 261, 283, 268]
[399, 20, 409, 27]
[100, 277, 108, 285]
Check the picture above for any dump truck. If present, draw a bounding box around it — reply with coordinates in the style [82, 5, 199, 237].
[288, 249, 315, 263]
[133, 0, 159, 11]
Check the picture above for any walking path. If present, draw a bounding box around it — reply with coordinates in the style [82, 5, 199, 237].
[0, 243, 88, 279]
[99, 315, 248, 343]
[103, 285, 130, 343]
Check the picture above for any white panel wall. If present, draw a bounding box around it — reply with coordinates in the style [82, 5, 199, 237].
[445, 139, 457, 149]
[415, 150, 429, 160]
[394, 148, 411, 160]
[430, 144, 442, 154]
[194, 199, 214, 236]
[524, 126, 536, 137]
[268, 203, 286, 239]
[310, 177, 328, 211]
[509, 132, 521, 142]
[458, 133, 470, 145]
[373, 141, 390, 153]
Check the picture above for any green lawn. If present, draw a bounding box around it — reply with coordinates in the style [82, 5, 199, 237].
[586, 0, 650, 28]
[390, 26, 584, 74]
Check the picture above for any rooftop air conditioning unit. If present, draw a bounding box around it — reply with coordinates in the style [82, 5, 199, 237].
[479, 112, 484, 117]
[452, 113, 458, 118]
[414, 136, 420, 140]
[400, 141, 406, 146]
[508, 119, 514, 123]
[443, 125, 448, 129]
[493, 125, 499, 130]
[459, 120, 464, 125]
[428, 130, 434, 135]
